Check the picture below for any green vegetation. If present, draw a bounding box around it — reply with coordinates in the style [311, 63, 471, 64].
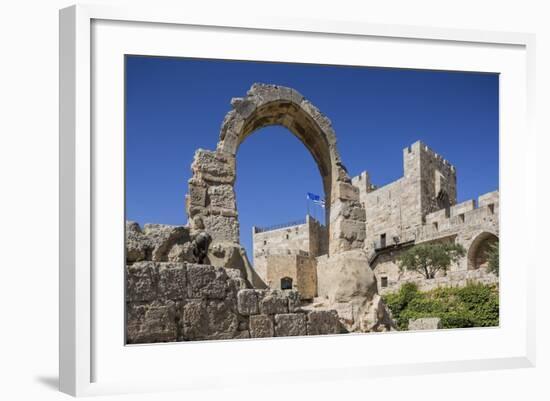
[486, 240, 499, 277]
[398, 242, 465, 279]
[383, 282, 499, 330]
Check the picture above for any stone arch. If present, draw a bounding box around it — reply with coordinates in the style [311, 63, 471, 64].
[186, 83, 366, 256]
[467, 231, 498, 270]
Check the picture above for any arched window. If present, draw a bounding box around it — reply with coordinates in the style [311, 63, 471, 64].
[281, 276, 293, 290]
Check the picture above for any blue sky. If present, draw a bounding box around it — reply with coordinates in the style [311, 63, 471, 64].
[126, 56, 499, 258]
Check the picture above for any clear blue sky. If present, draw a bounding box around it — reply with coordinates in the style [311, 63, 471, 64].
[126, 56, 499, 258]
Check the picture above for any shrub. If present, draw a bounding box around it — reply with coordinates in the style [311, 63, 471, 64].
[383, 282, 499, 330]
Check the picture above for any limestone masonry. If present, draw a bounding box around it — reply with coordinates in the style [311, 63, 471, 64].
[253, 140, 499, 295]
[126, 83, 497, 343]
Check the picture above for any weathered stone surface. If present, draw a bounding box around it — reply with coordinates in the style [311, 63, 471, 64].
[232, 97, 257, 120]
[182, 298, 240, 340]
[334, 182, 360, 202]
[207, 184, 236, 210]
[284, 290, 301, 312]
[181, 299, 208, 340]
[126, 221, 150, 263]
[219, 109, 245, 141]
[316, 250, 377, 303]
[188, 183, 207, 207]
[204, 299, 240, 339]
[307, 310, 342, 335]
[249, 314, 274, 338]
[237, 289, 258, 315]
[157, 262, 187, 300]
[142, 224, 190, 262]
[126, 261, 157, 302]
[167, 242, 196, 263]
[362, 293, 396, 332]
[187, 264, 228, 299]
[225, 268, 243, 280]
[259, 290, 288, 315]
[127, 301, 178, 344]
[192, 149, 236, 184]
[408, 317, 442, 331]
[202, 214, 239, 243]
[274, 313, 306, 337]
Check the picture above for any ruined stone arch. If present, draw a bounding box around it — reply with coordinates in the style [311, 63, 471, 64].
[186, 83, 366, 256]
[467, 231, 499, 270]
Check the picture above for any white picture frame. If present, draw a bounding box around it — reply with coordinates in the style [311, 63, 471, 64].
[59, 4, 536, 397]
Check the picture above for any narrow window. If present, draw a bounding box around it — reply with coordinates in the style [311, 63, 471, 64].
[488, 204, 495, 214]
[380, 233, 386, 248]
[281, 277, 293, 290]
[381, 277, 388, 288]
[433, 222, 438, 231]
[459, 213, 465, 223]
[263, 240, 267, 246]
[286, 234, 289, 240]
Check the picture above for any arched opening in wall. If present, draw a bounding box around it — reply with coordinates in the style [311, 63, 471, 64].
[436, 189, 450, 216]
[281, 276, 293, 290]
[236, 125, 328, 264]
[467, 232, 499, 270]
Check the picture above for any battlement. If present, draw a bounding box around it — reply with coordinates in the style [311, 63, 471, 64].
[404, 140, 456, 172]
[419, 190, 499, 241]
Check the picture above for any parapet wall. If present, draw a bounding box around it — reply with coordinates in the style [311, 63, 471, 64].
[418, 190, 499, 243]
[126, 262, 343, 344]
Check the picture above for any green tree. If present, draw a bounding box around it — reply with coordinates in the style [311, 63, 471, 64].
[398, 242, 465, 279]
[486, 240, 499, 277]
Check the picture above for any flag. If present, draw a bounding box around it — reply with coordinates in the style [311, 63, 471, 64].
[306, 192, 325, 208]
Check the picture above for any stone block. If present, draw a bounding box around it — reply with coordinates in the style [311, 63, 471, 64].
[334, 182, 359, 201]
[188, 185, 206, 209]
[225, 268, 243, 279]
[249, 314, 274, 338]
[204, 299, 240, 339]
[187, 264, 228, 299]
[126, 221, 150, 263]
[182, 298, 240, 340]
[207, 184, 236, 210]
[284, 290, 301, 312]
[237, 289, 258, 315]
[339, 219, 366, 242]
[157, 262, 187, 300]
[167, 242, 196, 263]
[259, 290, 288, 315]
[182, 299, 208, 340]
[203, 214, 239, 243]
[192, 149, 235, 184]
[274, 313, 306, 337]
[408, 317, 442, 331]
[142, 224, 190, 262]
[126, 261, 157, 302]
[307, 310, 342, 336]
[219, 110, 245, 141]
[127, 300, 178, 344]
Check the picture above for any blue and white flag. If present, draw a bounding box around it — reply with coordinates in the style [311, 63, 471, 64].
[306, 192, 325, 208]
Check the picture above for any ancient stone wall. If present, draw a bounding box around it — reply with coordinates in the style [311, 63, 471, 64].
[126, 262, 343, 343]
[258, 141, 498, 296]
[371, 190, 499, 294]
[252, 215, 326, 283]
[264, 254, 317, 300]
[355, 141, 458, 255]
